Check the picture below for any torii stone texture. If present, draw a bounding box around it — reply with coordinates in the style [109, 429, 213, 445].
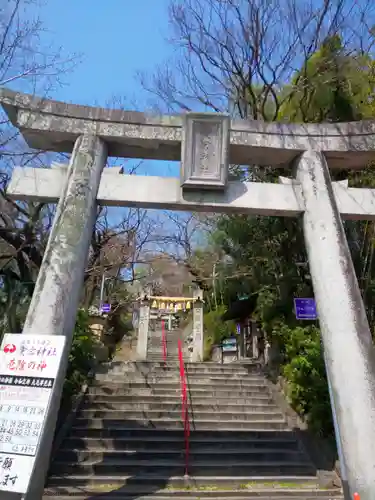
[10, 134, 107, 500]
[137, 299, 150, 360]
[8, 165, 375, 220]
[295, 150, 375, 499]
[2, 87, 375, 168]
[2, 89, 375, 499]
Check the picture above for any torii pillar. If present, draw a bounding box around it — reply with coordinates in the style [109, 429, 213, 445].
[136, 289, 151, 360]
[191, 288, 204, 362]
[2, 89, 375, 499]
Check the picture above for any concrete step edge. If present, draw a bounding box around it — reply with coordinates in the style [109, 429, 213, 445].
[43, 495, 343, 500]
[86, 394, 271, 400]
[81, 401, 274, 407]
[78, 410, 283, 416]
[46, 474, 319, 482]
[62, 436, 300, 444]
[52, 459, 314, 466]
[73, 417, 286, 423]
[44, 486, 342, 493]
[59, 448, 306, 455]
[43, 495, 342, 500]
[84, 401, 277, 406]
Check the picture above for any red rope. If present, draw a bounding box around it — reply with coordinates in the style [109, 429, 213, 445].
[178, 339, 190, 476]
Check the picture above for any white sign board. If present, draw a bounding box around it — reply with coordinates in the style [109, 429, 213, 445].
[0, 334, 65, 494]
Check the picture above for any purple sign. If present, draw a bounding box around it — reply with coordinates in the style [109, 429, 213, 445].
[236, 324, 241, 334]
[101, 303, 111, 313]
[294, 298, 317, 320]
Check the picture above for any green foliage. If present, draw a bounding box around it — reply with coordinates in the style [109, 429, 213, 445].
[203, 305, 236, 360]
[279, 35, 375, 123]
[0, 277, 31, 335]
[107, 311, 134, 345]
[269, 324, 332, 437]
[200, 38, 375, 437]
[64, 309, 96, 398]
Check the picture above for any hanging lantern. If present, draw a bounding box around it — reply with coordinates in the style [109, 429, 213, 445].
[151, 300, 157, 308]
[186, 301, 191, 310]
[176, 303, 182, 311]
[160, 302, 165, 310]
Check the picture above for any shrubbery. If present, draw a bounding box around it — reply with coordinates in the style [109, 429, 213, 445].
[64, 309, 96, 398]
[267, 322, 333, 437]
[203, 305, 236, 360]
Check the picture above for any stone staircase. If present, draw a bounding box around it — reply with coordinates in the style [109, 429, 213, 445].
[44, 361, 343, 499]
[147, 326, 181, 362]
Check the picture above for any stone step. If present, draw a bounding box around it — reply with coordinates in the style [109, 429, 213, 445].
[43, 485, 343, 500]
[147, 345, 179, 348]
[147, 358, 180, 361]
[148, 337, 180, 340]
[100, 363, 262, 373]
[95, 372, 265, 382]
[93, 375, 267, 384]
[56, 448, 308, 464]
[147, 349, 180, 353]
[147, 352, 180, 356]
[61, 435, 301, 451]
[147, 344, 180, 347]
[98, 360, 264, 378]
[82, 402, 279, 413]
[148, 345, 180, 349]
[77, 409, 285, 422]
[148, 336, 180, 340]
[147, 344, 179, 346]
[46, 474, 321, 490]
[147, 350, 180, 352]
[49, 459, 316, 477]
[43, 493, 343, 500]
[72, 418, 287, 430]
[90, 380, 270, 390]
[147, 358, 181, 362]
[83, 394, 273, 404]
[68, 428, 296, 440]
[146, 356, 180, 360]
[147, 345, 179, 349]
[98, 371, 265, 382]
[87, 382, 272, 401]
[105, 361, 260, 369]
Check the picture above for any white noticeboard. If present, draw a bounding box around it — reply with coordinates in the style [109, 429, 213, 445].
[0, 334, 65, 494]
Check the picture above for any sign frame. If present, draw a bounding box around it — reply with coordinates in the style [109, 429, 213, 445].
[294, 297, 318, 320]
[0, 333, 65, 494]
[222, 337, 238, 353]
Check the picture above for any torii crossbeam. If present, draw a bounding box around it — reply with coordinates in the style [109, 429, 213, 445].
[2, 88, 375, 500]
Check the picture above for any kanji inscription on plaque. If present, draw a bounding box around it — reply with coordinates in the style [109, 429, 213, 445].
[181, 112, 230, 190]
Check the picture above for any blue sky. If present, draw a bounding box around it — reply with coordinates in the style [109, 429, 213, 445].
[35, 0, 194, 250]
[42, 0, 172, 106]
[41, 0, 179, 178]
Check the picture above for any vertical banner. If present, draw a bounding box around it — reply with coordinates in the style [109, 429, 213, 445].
[0, 334, 65, 494]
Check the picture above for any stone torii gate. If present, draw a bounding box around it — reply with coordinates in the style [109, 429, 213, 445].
[137, 291, 204, 361]
[2, 88, 375, 498]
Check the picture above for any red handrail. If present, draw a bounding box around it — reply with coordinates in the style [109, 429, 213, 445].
[178, 339, 190, 476]
[161, 319, 167, 364]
